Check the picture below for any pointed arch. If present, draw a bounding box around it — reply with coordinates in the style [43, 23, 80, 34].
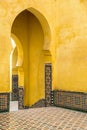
[11, 7, 51, 51]
[11, 33, 23, 67]
[27, 7, 51, 50]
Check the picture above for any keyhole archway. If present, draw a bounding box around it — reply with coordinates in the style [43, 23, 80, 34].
[11, 8, 52, 108]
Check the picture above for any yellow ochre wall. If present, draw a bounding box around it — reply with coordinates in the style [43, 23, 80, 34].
[54, 0, 87, 92]
[1, 0, 87, 105]
[12, 47, 18, 69]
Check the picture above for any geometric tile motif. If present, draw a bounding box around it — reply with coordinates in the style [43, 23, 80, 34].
[24, 99, 46, 109]
[75, 97, 80, 105]
[45, 64, 52, 107]
[18, 87, 24, 109]
[31, 99, 46, 108]
[50, 90, 54, 106]
[0, 107, 87, 130]
[0, 93, 10, 112]
[11, 75, 18, 101]
[53, 90, 87, 112]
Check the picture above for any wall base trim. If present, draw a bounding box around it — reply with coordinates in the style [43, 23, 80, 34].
[0, 93, 10, 113]
[53, 90, 87, 112]
[18, 87, 24, 109]
[24, 99, 46, 109]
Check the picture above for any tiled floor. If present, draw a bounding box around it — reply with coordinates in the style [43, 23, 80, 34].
[0, 107, 87, 130]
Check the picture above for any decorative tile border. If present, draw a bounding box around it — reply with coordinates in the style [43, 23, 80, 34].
[31, 99, 46, 108]
[12, 75, 18, 101]
[53, 90, 87, 112]
[50, 90, 54, 106]
[24, 99, 46, 109]
[0, 93, 10, 112]
[45, 64, 52, 107]
[18, 87, 24, 109]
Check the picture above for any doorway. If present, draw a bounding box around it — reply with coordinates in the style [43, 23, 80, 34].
[10, 8, 51, 108]
[10, 38, 19, 111]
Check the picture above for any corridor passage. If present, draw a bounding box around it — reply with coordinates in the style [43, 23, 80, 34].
[0, 107, 87, 130]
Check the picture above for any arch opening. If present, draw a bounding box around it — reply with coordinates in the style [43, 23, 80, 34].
[10, 35, 24, 111]
[27, 7, 51, 50]
[10, 8, 52, 108]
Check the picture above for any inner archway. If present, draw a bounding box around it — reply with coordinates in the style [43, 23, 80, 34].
[11, 9, 51, 108]
[10, 35, 24, 111]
